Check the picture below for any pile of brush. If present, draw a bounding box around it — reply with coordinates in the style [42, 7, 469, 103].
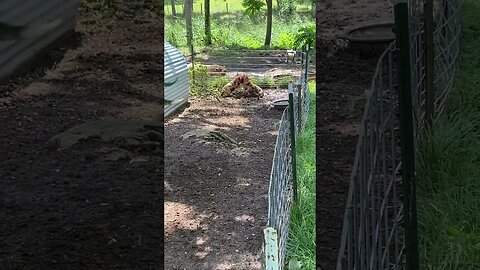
[220, 74, 264, 99]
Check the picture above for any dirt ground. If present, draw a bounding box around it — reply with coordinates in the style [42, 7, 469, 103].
[0, 12, 163, 269]
[317, 0, 392, 269]
[164, 88, 287, 269]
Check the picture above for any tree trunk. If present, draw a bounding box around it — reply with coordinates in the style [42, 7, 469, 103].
[185, 0, 194, 55]
[205, 0, 212, 45]
[265, 0, 273, 47]
[171, 0, 177, 16]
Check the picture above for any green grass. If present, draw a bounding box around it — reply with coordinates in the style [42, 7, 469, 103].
[164, 7, 314, 54]
[164, 0, 312, 16]
[417, 1, 480, 269]
[286, 80, 316, 269]
[165, 0, 245, 14]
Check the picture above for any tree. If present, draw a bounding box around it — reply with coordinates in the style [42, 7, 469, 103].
[171, 0, 177, 16]
[265, 0, 273, 47]
[185, 0, 193, 49]
[242, 0, 271, 46]
[205, 0, 212, 45]
[293, 24, 315, 50]
[185, 0, 195, 78]
[242, 0, 265, 15]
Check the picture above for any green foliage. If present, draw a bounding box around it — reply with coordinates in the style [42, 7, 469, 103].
[293, 23, 315, 50]
[274, 0, 296, 17]
[165, 12, 313, 52]
[287, 80, 316, 269]
[242, 0, 266, 15]
[278, 32, 295, 48]
[188, 62, 221, 98]
[417, 2, 480, 269]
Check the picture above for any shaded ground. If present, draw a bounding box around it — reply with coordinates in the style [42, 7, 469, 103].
[317, 0, 392, 269]
[164, 90, 286, 269]
[0, 11, 163, 269]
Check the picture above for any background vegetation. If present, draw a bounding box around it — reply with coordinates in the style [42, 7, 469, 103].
[165, 0, 315, 53]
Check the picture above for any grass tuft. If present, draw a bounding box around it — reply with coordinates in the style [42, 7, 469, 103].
[417, 1, 480, 269]
[287, 80, 316, 269]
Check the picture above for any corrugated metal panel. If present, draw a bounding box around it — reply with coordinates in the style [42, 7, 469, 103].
[0, 0, 80, 80]
[164, 40, 189, 117]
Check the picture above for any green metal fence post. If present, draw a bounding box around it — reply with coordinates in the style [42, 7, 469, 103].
[288, 82, 298, 202]
[394, 1, 420, 270]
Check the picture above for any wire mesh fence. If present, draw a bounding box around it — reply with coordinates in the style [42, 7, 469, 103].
[186, 49, 312, 99]
[336, 0, 461, 269]
[336, 43, 406, 270]
[409, 0, 462, 134]
[262, 49, 311, 270]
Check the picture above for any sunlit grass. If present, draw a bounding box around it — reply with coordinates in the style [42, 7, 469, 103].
[164, 0, 312, 15]
[287, 80, 316, 269]
[164, 9, 314, 53]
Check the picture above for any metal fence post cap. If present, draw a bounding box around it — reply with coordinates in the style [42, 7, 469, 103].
[288, 82, 294, 94]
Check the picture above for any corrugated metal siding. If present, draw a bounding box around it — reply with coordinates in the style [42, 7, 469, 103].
[0, 0, 80, 80]
[164, 40, 189, 117]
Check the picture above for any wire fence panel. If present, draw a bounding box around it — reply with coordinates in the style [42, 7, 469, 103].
[299, 51, 311, 132]
[266, 109, 294, 270]
[262, 49, 311, 270]
[337, 0, 461, 268]
[337, 43, 405, 270]
[408, 0, 461, 134]
[431, 0, 461, 114]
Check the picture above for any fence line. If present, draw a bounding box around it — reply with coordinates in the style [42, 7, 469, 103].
[262, 49, 311, 270]
[336, 0, 461, 268]
[336, 43, 405, 270]
[409, 0, 462, 133]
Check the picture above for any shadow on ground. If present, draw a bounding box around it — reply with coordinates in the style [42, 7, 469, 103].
[0, 13, 163, 269]
[164, 91, 286, 269]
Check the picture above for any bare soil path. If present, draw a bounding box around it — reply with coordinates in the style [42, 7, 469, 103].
[0, 12, 163, 269]
[317, 0, 392, 269]
[164, 89, 286, 269]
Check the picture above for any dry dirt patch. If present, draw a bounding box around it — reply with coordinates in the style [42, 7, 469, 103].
[164, 92, 285, 269]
